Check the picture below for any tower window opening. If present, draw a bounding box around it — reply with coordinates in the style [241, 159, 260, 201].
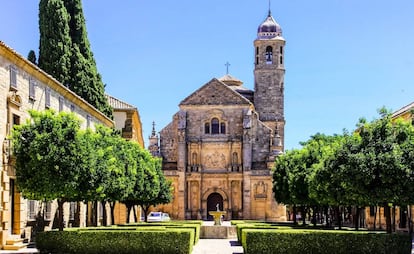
[280, 56, 283, 65]
[256, 47, 259, 56]
[280, 46, 283, 55]
[256, 57, 259, 65]
[265, 46, 273, 64]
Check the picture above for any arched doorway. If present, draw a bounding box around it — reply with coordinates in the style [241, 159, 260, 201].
[207, 193, 223, 220]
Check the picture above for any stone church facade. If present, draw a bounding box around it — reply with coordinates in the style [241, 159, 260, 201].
[149, 11, 287, 221]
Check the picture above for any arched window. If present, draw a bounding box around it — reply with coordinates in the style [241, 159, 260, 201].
[205, 118, 226, 134]
[211, 118, 220, 134]
[265, 46, 273, 64]
[205, 122, 210, 134]
[220, 122, 226, 134]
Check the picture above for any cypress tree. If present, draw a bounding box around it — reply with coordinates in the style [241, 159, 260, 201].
[64, 0, 112, 117]
[27, 50, 37, 65]
[38, 0, 72, 86]
[39, 0, 112, 118]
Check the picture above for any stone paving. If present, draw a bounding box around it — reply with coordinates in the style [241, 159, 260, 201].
[192, 238, 243, 254]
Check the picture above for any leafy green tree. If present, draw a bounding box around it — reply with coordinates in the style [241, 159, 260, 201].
[122, 153, 172, 222]
[38, 0, 72, 86]
[355, 109, 414, 233]
[12, 110, 82, 231]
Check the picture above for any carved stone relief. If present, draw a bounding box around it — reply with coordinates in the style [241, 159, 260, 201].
[254, 181, 267, 199]
[204, 151, 226, 169]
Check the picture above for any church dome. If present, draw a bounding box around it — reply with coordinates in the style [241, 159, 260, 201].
[257, 11, 282, 39]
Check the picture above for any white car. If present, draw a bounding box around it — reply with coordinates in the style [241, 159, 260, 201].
[147, 212, 171, 222]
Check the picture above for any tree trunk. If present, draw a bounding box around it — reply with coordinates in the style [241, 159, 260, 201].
[312, 206, 317, 227]
[125, 203, 133, 223]
[109, 202, 116, 225]
[354, 206, 360, 230]
[293, 205, 297, 225]
[73, 202, 81, 227]
[392, 205, 396, 232]
[141, 205, 149, 222]
[384, 203, 392, 233]
[57, 199, 65, 231]
[335, 206, 342, 229]
[373, 206, 377, 230]
[132, 206, 137, 222]
[101, 201, 107, 226]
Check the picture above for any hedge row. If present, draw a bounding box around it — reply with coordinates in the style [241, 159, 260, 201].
[242, 229, 412, 254]
[117, 222, 201, 243]
[36, 229, 194, 254]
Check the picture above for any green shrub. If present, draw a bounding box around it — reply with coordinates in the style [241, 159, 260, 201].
[36, 229, 194, 254]
[242, 229, 411, 254]
[118, 222, 200, 244]
[236, 222, 280, 241]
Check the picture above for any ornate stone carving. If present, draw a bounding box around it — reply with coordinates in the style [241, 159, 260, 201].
[204, 151, 226, 169]
[254, 181, 267, 198]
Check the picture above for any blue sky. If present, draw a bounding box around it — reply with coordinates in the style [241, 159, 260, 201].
[1, 1, 413, 150]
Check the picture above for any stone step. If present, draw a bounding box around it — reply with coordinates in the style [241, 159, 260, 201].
[6, 238, 24, 245]
[3, 243, 28, 251]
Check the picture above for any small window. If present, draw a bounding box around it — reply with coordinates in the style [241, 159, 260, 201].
[280, 56, 283, 65]
[10, 65, 17, 90]
[256, 47, 259, 56]
[69, 202, 77, 220]
[45, 88, 51, 108]
[280, 46, 283, 55]
[44, 202, 52, 220]
[28, 200, 36, 220]
[265, 46, 273, 64]
[29, 79, 36, 100]
[211, 118, 220, 134]
[59, 96, 64, 112]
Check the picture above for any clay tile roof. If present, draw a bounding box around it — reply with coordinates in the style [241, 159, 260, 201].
[106, 94, 136, 110]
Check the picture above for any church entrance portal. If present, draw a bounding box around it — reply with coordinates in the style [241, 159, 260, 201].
[207, 193, 223, 220]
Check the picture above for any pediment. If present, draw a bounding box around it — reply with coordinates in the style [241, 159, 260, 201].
[180, 78, 251, 106]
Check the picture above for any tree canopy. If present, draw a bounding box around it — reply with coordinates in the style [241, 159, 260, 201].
[12, 110, 172, 228]
[273, 109, 414, 232]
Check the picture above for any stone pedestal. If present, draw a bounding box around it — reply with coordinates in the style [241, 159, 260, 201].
[200, 225, 237, 239]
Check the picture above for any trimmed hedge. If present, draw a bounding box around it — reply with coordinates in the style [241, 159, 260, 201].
[36, 229, 194, 254]
[242, 229, 412, 254]
[236, 222, 283, 240]
[118, 222, 201, 244]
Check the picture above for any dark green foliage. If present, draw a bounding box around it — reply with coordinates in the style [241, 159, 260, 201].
[242, 229, 411, 254]
[12, 110, 82, 201]
[38, 0, 112, 117]
[36, 228, 194, 254]
[38, 0, 72, 86]
[27, 50, 37, 65]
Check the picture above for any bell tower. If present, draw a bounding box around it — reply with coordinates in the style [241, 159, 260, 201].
[253, 9, 285, 150]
